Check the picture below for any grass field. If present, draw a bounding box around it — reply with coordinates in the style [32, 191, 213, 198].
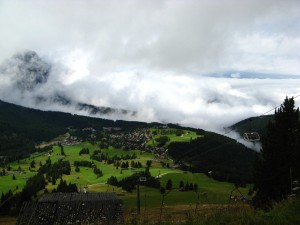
[146, 129, 202, 147]
[0, 134, 257, 225]
[1, 128, 299, 225]
[0, 132, 249, 212]
[0, 171, 36, 194]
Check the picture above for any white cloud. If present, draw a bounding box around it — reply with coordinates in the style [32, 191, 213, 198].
[0, 0, 299, 74]
[55, 72, 299, 131]
[59, 49, 91, 85]
[0, 0, 300, 134]
[230, 72, 241, 79]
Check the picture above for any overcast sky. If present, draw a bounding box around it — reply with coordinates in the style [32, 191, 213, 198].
[0, 0, 300, 133]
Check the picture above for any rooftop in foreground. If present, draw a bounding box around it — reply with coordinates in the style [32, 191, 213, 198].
[16, 192, 123, 225]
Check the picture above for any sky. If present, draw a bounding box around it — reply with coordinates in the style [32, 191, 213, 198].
[0, 0, 300, 136]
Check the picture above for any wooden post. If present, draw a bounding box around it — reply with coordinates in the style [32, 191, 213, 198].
[137, 177, 140, 214]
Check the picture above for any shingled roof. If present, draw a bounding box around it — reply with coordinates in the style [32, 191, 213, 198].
[16, 192, 123, 225]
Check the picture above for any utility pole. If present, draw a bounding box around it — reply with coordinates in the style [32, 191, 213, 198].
[136, 175, 146, 215]
[195, 191, 200, 214]
[290, 167, 293, 195]
[137, 177, 140, 214]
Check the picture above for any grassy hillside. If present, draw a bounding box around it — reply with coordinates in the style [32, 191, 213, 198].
[0, 99, 259, 218]
[146, 128, 201, 147]
[0, 141, 250, 211]
[3, 141, 299, 225]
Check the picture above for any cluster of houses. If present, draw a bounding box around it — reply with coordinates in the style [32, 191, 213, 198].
[108, 128, 152, 150]
[103, 127, 122, 132]
[59, 136, 81, 146]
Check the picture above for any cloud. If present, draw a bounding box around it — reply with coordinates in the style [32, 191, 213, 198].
[224, 130, 262, 152]
[230, 72, 241, 79]
[0, 0, 299, 74]
[0, 0, 300, 135]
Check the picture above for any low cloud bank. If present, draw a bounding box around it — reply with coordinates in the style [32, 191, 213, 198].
[0, 51, 299, 135]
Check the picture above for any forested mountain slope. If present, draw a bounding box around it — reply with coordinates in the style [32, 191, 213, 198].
[168, 131, 256, 184]
[0, 99, 152, 156]
[230, 115, 273, 138]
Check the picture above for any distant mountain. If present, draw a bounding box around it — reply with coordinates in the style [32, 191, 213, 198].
[76, 103, 136, 117]
[206, 71, 300, 79]
[0, 50, 136, 119]
[34, 92, 136, 117]
[0, 50, 51, 91]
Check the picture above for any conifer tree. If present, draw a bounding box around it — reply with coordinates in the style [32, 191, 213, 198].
[179, 180, 184, 190]
[253, 97, 300, 208]
[166, 179, 173, 190]
[60, 145, 65, 156]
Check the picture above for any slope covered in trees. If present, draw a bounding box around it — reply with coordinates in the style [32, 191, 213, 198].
[168, 131, 256, 184]
[0, 99, 156, 157]
[0, 99, 152, 142]
[230, 115, 273, 139]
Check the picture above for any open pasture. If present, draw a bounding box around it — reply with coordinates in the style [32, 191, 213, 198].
[1, 132, 249, 212]
[147, 128, 202, 147]
[85, 170, 249, 208]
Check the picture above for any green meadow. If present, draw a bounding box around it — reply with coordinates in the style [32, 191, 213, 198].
[0, 171, 36, 195]
[1, 135, 249, 210]
[146, 129, 202, 147]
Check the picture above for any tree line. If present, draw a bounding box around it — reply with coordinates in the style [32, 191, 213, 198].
[253, 97, 300, 209]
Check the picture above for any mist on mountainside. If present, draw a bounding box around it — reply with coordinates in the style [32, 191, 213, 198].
[0, 50, 136, 120]
[1, 50, 299, 135]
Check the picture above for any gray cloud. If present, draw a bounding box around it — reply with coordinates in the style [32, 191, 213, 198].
[0, 0, 299, 74]
[0, 0, 300, 136]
